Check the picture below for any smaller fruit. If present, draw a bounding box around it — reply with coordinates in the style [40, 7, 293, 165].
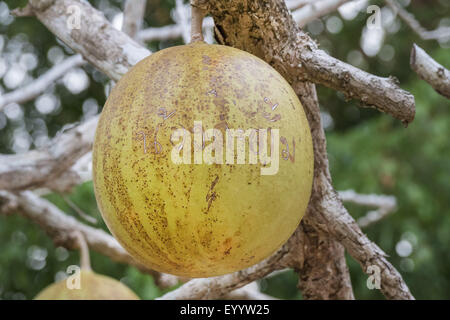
[34, 232, 139, 300]
[34, 269, 139, 300]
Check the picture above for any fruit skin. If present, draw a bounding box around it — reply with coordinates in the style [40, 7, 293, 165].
[34, 270, 139, 300]
[93, 42, 314, 277]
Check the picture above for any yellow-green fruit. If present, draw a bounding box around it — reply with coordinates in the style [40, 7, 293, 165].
[34, 270, 139, 300]
[93, 42, 314, 277]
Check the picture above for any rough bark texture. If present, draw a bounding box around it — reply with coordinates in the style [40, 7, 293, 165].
[290, 82, 354, 300]
[411, 44, 450, 99]
[27, 0, 151, 81]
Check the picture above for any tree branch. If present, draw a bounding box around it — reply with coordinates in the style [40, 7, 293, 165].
[137, 0, 334, 44]
[0, 116, 98, 192]
[139, 24, 183, 42]
[385, 0, 450, 42]
[410, 44, 450, 99]
[306, 181, 413, 299]
[0, 54, 85, 110]
[122, 0, 147, 41]
[294, 219, 354, 299]
[286, 0, 316, 11]
[296, 47, 415, 125]
[26, 0, 151, 82]
[138, 17, 215, 43]
[339, 190, 397, 228]
[62, 194, 98, 225]
[2, 0, 156, 194]
[292, 0, 351, 27]
[290, 82, 354, 300]
[175, 0, 191, 44]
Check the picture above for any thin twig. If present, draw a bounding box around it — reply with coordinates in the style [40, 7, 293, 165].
[385, 0, 450, 41]
[63, 195, 98, 225]
[338, 190, 397, 228]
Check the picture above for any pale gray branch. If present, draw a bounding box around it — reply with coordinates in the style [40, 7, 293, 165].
[311, 181, 413, 299]
[62, 194, 98, 225]
[410, 44, 450, 99]
[175, 0, 191, 43]
[138, 17, 215, 42]
[122, 0, 147, 40]
[0, 116, 98, 192]
[0, 55, 85, 110]
[292, 0, 351, 27]
[338, 190, 397, 228]
[0, 0, 155, 193]
[139, 24, 183, 42]
[385, 0, 450, 42]
[26, 0, 151, 82]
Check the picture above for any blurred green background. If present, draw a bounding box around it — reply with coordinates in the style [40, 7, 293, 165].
[0, 0, 449, 300]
